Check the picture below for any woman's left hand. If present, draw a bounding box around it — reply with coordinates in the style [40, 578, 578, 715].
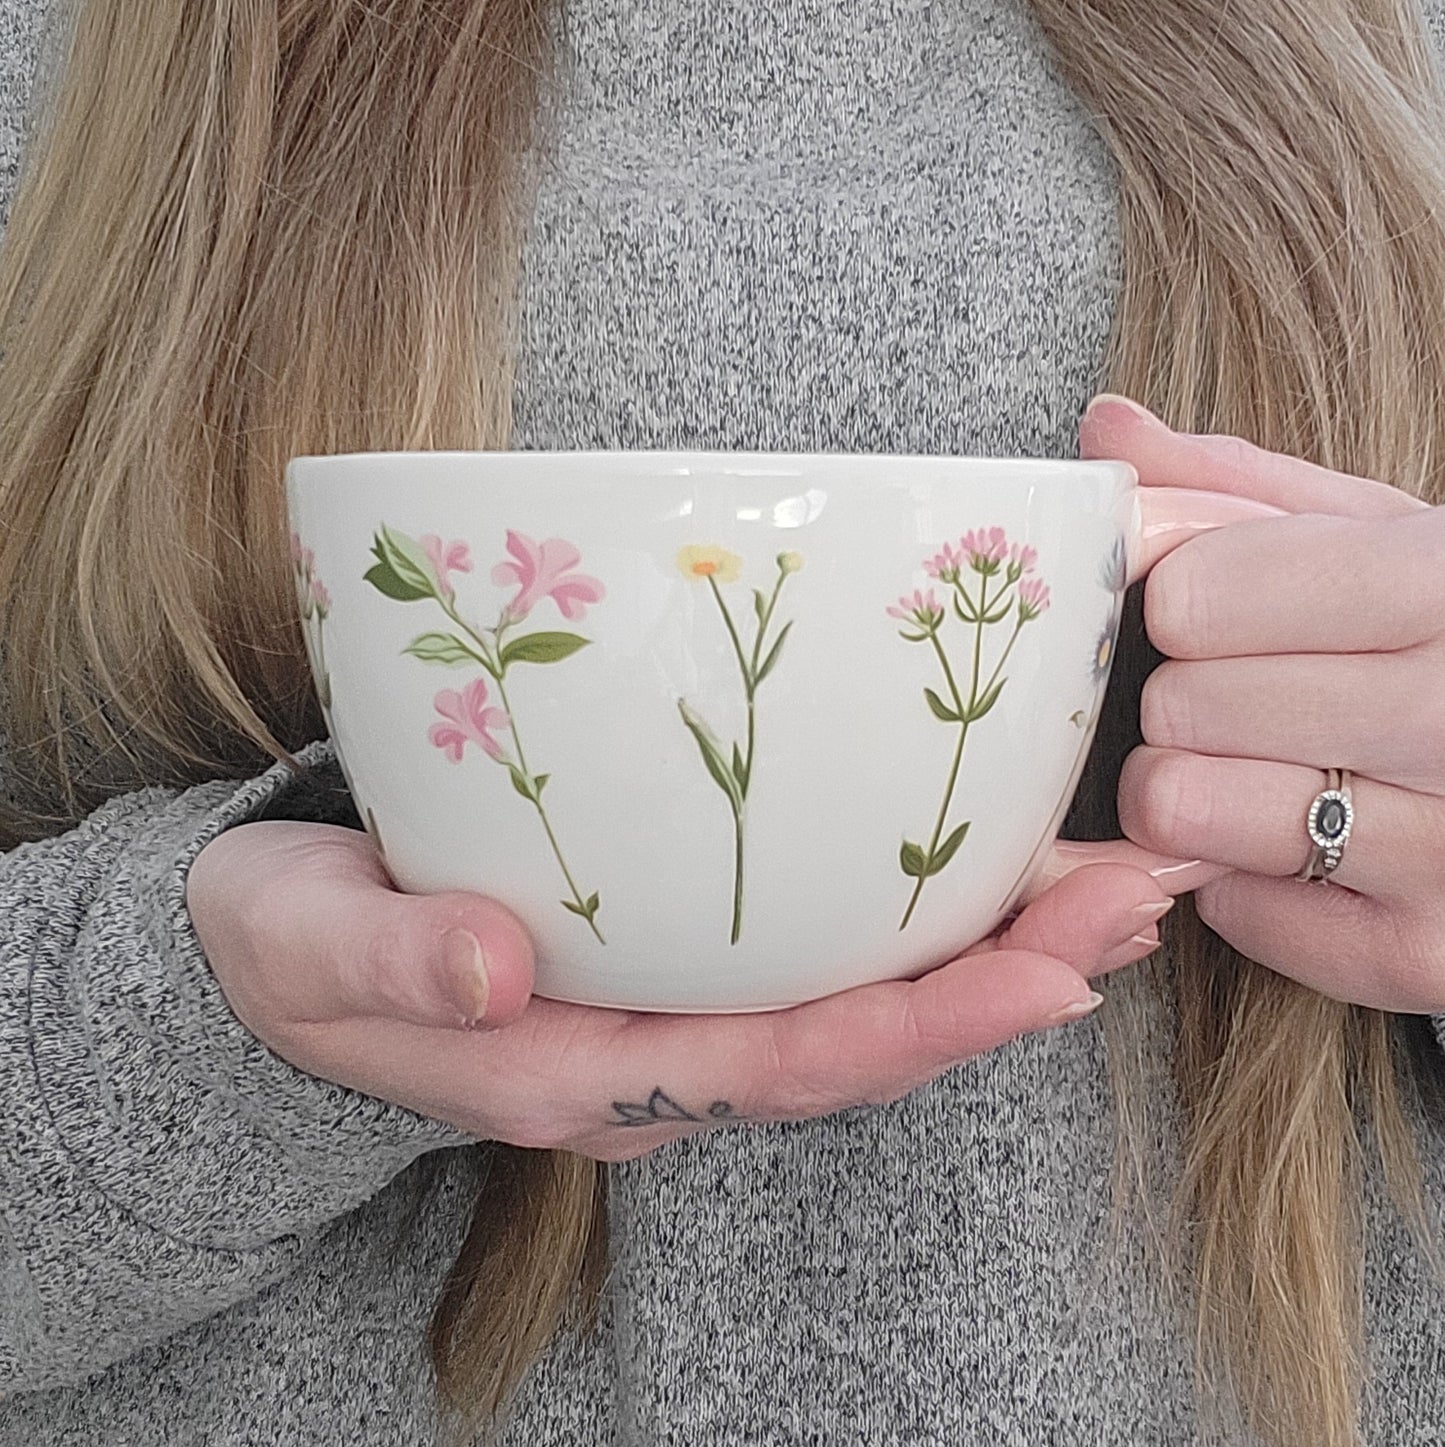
[1080, 394, 1445, 1013]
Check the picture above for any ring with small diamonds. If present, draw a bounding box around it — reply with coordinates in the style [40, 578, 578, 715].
[1297, 768, 1354, 883]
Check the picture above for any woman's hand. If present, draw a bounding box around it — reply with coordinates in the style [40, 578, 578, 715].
[188, 821, 1179, 1161]
[1082, 394, 1445, 1013]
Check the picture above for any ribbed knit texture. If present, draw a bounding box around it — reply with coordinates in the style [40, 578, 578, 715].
[4, 1, 1445, 1443]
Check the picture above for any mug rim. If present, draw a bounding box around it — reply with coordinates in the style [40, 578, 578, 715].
[287, 448, 1138, 490]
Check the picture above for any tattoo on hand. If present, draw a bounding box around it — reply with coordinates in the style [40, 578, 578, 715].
[610, 1087, 745, 1128]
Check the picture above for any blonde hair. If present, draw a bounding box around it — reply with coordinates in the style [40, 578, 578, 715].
[1, 1, 1443, 1443]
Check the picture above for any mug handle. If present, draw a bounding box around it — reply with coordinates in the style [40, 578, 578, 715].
[1024, 483, 1290, 903]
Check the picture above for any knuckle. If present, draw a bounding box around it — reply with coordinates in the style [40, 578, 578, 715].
[1139, 662, 1193, 747]
[1143, 546, 1211, 658]
[750, 1021, 846, 1121]
[1210, 432, 1265, 476]
[1415, 670, 1445, 774]
[1126, 748, 1205, 854]
[1380, 913, 1445, 1013]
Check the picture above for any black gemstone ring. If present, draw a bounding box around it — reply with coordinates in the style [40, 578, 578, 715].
[1297, 768, 1354, 883]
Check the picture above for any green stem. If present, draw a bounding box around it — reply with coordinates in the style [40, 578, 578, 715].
[442, 597, 604, 944]
[730, 807, 744, 946]
[749, 571, 787, 678]
[899, 575, 998, 932]
[709, 575, 752, 695]
[900, 633, 975, 931]
[968, 575, 990, 708]
[977, 615, 1026, 707]
[707, 575, 755, 945]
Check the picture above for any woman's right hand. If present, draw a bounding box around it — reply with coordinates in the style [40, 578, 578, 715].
[188, 820, 1185, 1162]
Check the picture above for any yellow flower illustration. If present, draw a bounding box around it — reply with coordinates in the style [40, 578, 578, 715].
[677, 544, 743, 584]
[777, 551, 804, 575]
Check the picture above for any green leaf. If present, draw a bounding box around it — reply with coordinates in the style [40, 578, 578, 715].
[364, 560, 431, 602]
[927, 821, 971, 876]
[373, 525, 438, 599]
[499, 631, 591, 668]
[953, 591, 980, 624]
[753, 589, 768, 623]
[403, 631, 485, 667]
[924, 687, 959, 723]
[678, 700, 743, 813]
[982, 596, 1014, 625]
[562, 891, 601, 921]
[963, 677, 1007, 724]
[509, 766, 538, 803]
[900, 840, 928, 879]
[755, 620, 794, 685]
[731, 742, 750, 794]
[899, 630, 931, 644]
[534, 773, 550, 796]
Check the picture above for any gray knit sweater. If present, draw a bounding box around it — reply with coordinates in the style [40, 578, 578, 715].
[4, 1, 1445, 1443]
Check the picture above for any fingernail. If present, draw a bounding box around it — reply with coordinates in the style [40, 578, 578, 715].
[1048, 990, 1105, 1025]
[1085, 393, 1160, 426]
[1132, 897, 1175, 926]
[1099, 933, 1164, 971]
[1144, 858, 1230, 892]
[442, 927, 491, 1027]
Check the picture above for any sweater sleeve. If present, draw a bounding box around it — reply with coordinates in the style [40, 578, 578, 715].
[0, 740, 481, 1394]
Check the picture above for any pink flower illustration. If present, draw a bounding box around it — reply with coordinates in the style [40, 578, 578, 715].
[428, 678, 511, 763]
[1010, 542, 1038, 575]
[1018, 577, 1051, 621]
[924, 541, 964, 583]
[421, 534, 473, 598]
[887, 588, 945, 628]
[492, 530, 605, 622]
[309, 576, 332, 615]
[960, 527, 1009, 572]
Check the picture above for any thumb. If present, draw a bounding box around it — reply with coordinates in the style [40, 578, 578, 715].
[222, 821, 537, 1031]
[328, 884, 536, 1031]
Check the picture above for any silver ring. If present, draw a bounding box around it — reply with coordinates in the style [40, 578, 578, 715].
[1297, 768, 1354, 883]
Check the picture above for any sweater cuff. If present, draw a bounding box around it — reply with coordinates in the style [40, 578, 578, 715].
[29, 742, 480, 1252]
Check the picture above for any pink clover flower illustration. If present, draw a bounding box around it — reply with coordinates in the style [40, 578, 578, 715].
[1018, 577, 1051, 621]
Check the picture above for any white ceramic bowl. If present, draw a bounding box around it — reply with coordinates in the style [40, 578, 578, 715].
[285, 451, 1223, 1012]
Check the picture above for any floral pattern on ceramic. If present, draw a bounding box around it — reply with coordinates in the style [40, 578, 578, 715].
[291, 532, 333, 711]
[893, 529, 1050, 930]
[676, 546, 803, 945]
[1072, 532, 1129, 729]
[364, 524, 608, 942]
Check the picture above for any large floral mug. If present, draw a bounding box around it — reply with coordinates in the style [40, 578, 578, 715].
[285, 451, 1275, 1012]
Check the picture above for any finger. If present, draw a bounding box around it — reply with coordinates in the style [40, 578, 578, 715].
[1080, 393, 1429, 519]
[972, 860, 1172, 973]
[1119, 746, 1443, 901]
[1140, 653, 1445, 795]
[1029, 838, 1232, 901]
[1143, 510, 1445, 659]
[728, 946, 1103, 1120]
[1192, 871, 1437, 1012]
[1132, 486, 1287, 583]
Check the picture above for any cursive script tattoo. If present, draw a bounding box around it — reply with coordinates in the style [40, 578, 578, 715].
[610, 1088, 745, 1128]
